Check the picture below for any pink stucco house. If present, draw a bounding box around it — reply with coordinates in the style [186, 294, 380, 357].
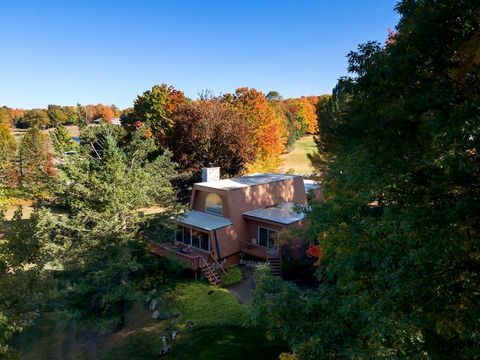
[149, 169, 321, 284]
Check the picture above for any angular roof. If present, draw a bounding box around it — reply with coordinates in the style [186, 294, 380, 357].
[176, 210, 232, 231]
[195, 173, 299, 190]
[243, 202, 305, 225]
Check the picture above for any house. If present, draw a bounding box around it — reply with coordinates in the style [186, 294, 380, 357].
[149, 168, 322, 283]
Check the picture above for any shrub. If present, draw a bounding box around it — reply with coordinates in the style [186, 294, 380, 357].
[220, 265, 243, 287]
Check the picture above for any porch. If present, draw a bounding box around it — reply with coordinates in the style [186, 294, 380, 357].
[148, 240, 212, 271]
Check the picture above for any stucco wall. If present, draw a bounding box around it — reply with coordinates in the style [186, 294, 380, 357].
[192, 176, 308, 260]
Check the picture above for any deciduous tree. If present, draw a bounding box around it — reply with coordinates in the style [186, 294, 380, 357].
[254, 1, 480, 358]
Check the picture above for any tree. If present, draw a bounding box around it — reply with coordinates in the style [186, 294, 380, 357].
[33, 128, 178, 329]
[0, 208, 53, 358]
[122, 84, 187, 146]
[0, 108, 10, 126]
[266, 90, 283, 101]
[0, 123, 16, 184]
[253, 1, 480, 358]
[227, 87, 286, 172]
[18, 109, 50, 129]
[50, 125, 74, 153]
[169, 99, 256, 177]
[47, 105, 68, 127]
[18, 128, 55, 192]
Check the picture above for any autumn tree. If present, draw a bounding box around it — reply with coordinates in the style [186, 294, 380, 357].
[47, 105, 68, 127]
[18, 128, 55, 193]
[227, 87, 286, 172]
[122, 84, 187, 146]
[170, 99, 256, 177]
[0, 123, 16, 184]
[0, 108, 10, 125]
[17, 109, 50, 129]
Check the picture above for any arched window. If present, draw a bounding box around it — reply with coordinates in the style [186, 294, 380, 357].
[205, 193, 223, 216]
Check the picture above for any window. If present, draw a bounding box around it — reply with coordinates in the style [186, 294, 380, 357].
[200, 232, 210, 251]
[257, 227, 278, 249]
[183, 227, 190, 244]
[176, 226, 210, 252]
[205, 193, 223, 216]
[191, 229, 201, 248]
[175, 226, 183, 242]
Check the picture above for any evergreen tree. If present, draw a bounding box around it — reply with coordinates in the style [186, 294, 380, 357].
[35, 129, 178, 329]
[50, 125, 74, 153]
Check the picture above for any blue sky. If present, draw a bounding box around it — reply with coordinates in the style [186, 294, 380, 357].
[0, 0, 400, 109]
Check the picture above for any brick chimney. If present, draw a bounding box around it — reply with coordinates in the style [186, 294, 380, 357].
[201, 167, 220, 182]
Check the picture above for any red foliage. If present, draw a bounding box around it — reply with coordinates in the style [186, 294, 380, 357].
[306, 244, 324, 266]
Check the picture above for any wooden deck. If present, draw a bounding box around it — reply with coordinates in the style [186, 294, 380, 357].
[148, 241, 211, 271]
[241, 241, 280, 260]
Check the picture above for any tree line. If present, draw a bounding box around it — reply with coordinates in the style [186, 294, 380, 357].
[0, 104, 120, 129]
[0, 88, 328, 199]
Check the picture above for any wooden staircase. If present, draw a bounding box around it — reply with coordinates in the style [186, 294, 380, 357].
[267, 251, 282, 277]
[200, 260, 220, 286]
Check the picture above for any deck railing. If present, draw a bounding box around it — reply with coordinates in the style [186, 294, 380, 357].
[148, 241, 206, 271]
[240, 240, 281, 259]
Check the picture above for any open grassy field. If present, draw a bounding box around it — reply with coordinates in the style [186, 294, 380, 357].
[278, 135, 317, 175]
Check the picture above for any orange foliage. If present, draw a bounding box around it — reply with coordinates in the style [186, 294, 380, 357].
[100, 106, 115, 122]
[231, 87, 286, 171]
[288, 97, 319, 134]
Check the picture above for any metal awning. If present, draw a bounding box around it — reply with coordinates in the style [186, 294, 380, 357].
[243, 202, 305, 225]
[176, 210, 232, 231]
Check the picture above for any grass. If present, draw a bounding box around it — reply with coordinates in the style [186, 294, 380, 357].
[15, 281, 284, 359]
[103, 326, 286, 360]
[168, 326, 287, 360]
[278, 135, 317, 175]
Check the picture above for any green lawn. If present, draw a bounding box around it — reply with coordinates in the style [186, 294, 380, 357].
[103, 326, 286, 360]
[278, 135, 317, 175]
[15, 281, 285, 360]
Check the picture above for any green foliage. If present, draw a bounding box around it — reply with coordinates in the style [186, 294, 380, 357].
[254, 1, 480, 359]
[18, 109, 50, 129]
[50, 125, 75, 153]
[0, 208, 53, 358]
[251, 267, 310, 346]
[46, 105, 68, 127]
[167, 282, 249, 328]
[122, 84, 186, 146]
[33, 129, 179, 329]
[220, 265, 243, 287]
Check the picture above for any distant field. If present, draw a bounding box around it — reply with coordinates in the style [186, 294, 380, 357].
[12, 125, 80, 142]
[277, 135, 317, 175]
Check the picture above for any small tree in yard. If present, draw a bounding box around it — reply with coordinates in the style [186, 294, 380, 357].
[18, 128, 55, 193]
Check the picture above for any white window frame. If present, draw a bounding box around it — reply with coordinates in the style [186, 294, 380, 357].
[256, 226, 278, 249]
